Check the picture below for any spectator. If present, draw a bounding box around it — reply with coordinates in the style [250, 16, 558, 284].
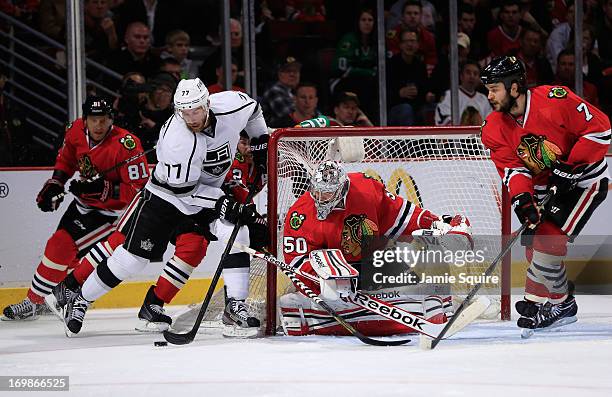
[108, 22, 161, 78]
[83, 0, 119, 62]
[286, 0, 326, 22]
[0, 0, 38, 21]
[159, 57, 182, 82]
[435, 60, 492, 126]
[546, 1, 575, 72]
[554, 50, 600, 106]
[386, 1, 438, 75]
[579, 24, 604, 87]
[510, 25, 553, 87]
[207, 62, 246, 94]
[458, 3, 485, 58]
[330, 91, 373, 127]
[595, 0, 612, 67]
[487, 0, 523, 57]
[261, 57, 301, 128]
[0, 65, 32, 166]
[137, 72, 176, 161]
[460, 105, 484, 125]
[387, 29, 431, 126]
[113, 72, 149, 135]
[430, 32, 471, 99]
[114, 0, 178, 47]
[38, 0, 65, 41]
[331, 8, 378, 122]
[161, 30, 200, 79]
[199, 18, 244, 86]
[275, 82, 321, 127]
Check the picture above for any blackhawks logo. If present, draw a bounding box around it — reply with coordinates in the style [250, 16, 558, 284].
[77, 154, 97, 178]
[341, 214, 378, 257]
[235, 151, 245, 163]
[548, 86, 568, 99]
[289, 211, 305, 230]
[120, 134, 137, 150]
[516, 134, 562, 174]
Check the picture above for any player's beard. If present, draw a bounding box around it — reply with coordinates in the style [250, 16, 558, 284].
[497, 93, 515, 113]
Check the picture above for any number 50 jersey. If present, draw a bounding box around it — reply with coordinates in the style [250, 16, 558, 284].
[146, 91, 268, 215]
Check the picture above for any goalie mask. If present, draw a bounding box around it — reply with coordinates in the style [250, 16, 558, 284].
[310, 161, 348, 220]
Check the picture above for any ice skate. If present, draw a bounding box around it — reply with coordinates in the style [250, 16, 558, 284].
[518, 296, 578, 339]
[222, 297, 261, 338]
[135, 286, 172, 332]
[2, 298, 51, 321]
[64, 292, 92, 337]
[45, 280, 78, 320]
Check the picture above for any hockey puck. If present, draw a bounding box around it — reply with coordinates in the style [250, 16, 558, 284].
[154, 341, 168, 347]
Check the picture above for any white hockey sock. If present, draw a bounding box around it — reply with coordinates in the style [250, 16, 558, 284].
[223, 267, 249, 300]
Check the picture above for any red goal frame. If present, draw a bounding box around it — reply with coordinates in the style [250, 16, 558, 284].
[266, 126, 512, 335]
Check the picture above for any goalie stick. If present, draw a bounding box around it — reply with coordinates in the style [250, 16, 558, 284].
[163, 171, 261, 345]
[231, 243, 489, 343]
[51, 145, 157, 203]
[428, 189, 556, 349]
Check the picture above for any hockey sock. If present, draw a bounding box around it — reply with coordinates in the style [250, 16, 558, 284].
[28, 230, 78, 304]
[82, 246, 148, 302]
[525, 250, 567, 304]
[222, 253, 250, 300]
[73, 231, 125, 284]
[154, 232, 206, 303]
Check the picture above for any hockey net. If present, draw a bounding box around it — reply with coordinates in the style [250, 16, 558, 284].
[174, 126, 511, 336]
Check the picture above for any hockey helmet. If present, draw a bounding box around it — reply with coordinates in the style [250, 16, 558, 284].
[310, 161, 349, 220]
[174, 77, 209, 111]
[82, 96, 113, 118]
[481, 56, 527, 93]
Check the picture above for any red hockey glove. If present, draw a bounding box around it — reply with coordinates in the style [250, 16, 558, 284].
[512, 192, 541, 229]
[36, 178, 65, 212]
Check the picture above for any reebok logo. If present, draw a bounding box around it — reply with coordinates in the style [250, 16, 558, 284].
[352, 292, 426, 330]
[368, 291, 400, 299]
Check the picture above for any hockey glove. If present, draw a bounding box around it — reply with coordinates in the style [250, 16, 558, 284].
[248, 217, 270, 251]
[186, 209, 219, 242]
[69, 176, 114, 202]
[512, 192, 541, 229]
[249, 134, 269, 174]
[215, 195, 258, 225]
[549, 161, 585, 194]
[36, 178, 65, 212]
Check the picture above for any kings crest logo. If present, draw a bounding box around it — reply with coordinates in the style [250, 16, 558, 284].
[516, 134, 562, 174]
[341, 214, 379, 257]
[202, 142, 232, 177]
[289, 211, 305, 230]
[120, 134, 137, 150]
[548, 86, 568, 99]
[140, 239, 154, 252]
[77, 154, 97, 178]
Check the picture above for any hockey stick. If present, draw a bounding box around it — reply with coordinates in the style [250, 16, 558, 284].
[51, 145, 156, 203]
[163, 171, 261, 345]
[230, 243, 411, 346]
[428, 189, 556, 349]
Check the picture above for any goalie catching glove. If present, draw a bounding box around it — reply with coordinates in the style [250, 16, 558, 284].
[411, 214, 474, 252]
[69, 176, 114, 202]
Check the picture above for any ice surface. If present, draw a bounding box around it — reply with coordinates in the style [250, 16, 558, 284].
[1, 296, 612, 397]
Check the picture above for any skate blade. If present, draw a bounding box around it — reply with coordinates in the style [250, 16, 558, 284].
[0, 315, 39, 321]
[222, 324, 261, 339]
[520, 316, 578, 339]
[135, 320, 170, 333]
[44, 294, 64, 321]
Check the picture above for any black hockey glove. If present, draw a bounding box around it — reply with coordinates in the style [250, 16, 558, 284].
[36, 178, 65, 212]
[512, 192, 541, 229]
[549, 161, 586, 194]
[186, 209, 219, 243]
[248, 217, 270, 251]
[69, 176, 114, 202]
[249, 134, 269, 174]
[215, 195, 258, 225]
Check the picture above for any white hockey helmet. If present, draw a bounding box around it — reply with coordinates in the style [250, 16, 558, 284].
[174, 78, 210, 111]
[310, 161, 349, 220]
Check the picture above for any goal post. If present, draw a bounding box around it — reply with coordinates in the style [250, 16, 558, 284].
[265, 126, 512, 335]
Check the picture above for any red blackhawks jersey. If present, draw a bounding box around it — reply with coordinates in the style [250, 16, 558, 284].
[222, 153, 265, 203]
[283, 172, 434, 266]
[481, 85, 611, 199]
[54, 118, 149, 214]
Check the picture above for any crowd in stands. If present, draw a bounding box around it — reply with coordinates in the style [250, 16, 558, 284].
[2, 0, 612, 166]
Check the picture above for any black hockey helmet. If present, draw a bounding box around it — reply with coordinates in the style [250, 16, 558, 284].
[82, 96, 114, 118]
[481, 56, 527, 94]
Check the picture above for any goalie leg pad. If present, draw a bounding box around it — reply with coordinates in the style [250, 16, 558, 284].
[309, 249, 358, 300]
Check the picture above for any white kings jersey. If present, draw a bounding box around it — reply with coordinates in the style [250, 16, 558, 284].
[146, 90, 268, 214]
